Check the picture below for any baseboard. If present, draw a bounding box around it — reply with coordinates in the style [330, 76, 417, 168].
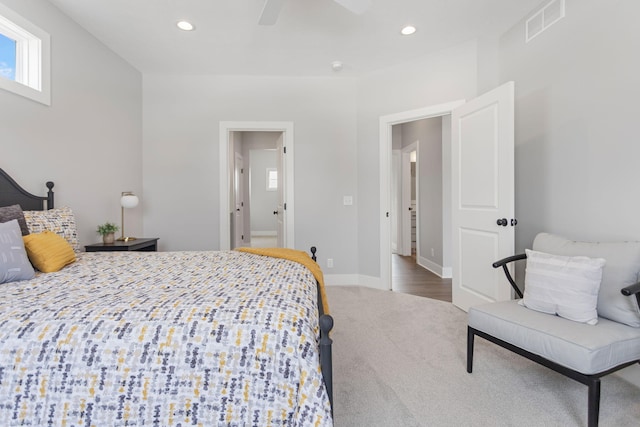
[251, 231, 277, 237]
[417, 256, 452, 278]
[324, 274, 387, 290]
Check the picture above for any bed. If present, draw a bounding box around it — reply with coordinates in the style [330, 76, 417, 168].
[0, 168, 334, 426]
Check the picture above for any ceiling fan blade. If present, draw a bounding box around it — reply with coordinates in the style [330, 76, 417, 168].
[258, 0, 285, 25]
[333, 0, 371, 15]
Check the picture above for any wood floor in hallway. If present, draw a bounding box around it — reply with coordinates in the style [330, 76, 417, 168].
[392, 254, 452, 303]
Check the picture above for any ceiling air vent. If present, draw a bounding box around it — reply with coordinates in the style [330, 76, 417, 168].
[526, 0, 565, 43]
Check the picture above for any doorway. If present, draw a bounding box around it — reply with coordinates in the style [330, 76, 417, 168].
[390, 117, 452, 300]
[219, 121, 295, 250]
[380, 82, 515, 310]
[379, 100, 465, 291]
[249, 146, 278, 248]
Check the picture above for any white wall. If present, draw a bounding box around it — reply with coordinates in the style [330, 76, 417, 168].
[356, 41, 478, 281]
[0, 0, 142, 248]
[142, 75, 358, 274]
[493, 0, 640, 386]
[495, 0, 640, 253]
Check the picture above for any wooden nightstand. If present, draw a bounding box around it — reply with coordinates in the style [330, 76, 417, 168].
[85, 238, 159, 252]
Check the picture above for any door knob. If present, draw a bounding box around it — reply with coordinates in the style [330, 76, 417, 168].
[496, 218, 508, 227]
[273, 210, 278, 215]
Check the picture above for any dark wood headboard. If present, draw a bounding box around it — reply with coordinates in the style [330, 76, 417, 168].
[0, 168, 54, 211]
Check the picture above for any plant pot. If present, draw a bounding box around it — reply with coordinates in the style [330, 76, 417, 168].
[103, 232, 115, 244]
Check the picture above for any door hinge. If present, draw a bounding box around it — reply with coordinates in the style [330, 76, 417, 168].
[241, 201, 244, 207]
[283, 146, 287, 154]
[241, 168, 244, 174]
[241, 234, 244, 240]
[284, 203, 287, 210]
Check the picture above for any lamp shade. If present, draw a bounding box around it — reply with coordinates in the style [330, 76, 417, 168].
[121, 193, 139, 209]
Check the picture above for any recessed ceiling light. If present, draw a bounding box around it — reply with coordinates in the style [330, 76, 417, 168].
[177, 20, 195, 31]
[331, 61, 343, 72]
[401, 25, 416, 36]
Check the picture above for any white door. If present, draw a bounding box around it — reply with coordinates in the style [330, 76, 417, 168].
[451, 81, 515, 311]
[275, 133, 285, 247]
[234, 153, 244, 249]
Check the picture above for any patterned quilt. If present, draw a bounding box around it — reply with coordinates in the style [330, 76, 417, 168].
[0, 251, 333, 426]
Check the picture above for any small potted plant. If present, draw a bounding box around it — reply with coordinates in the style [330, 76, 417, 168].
[97, 222, 119, 244]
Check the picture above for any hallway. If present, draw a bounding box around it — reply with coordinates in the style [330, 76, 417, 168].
[392, 254, 452, 302]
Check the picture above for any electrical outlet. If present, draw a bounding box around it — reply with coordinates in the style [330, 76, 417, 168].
[327, 258, 334, 268]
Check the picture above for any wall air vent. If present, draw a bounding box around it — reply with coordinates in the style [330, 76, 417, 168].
[526, 0, 565, 43]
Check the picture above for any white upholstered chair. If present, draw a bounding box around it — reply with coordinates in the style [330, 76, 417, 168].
[467, 233, 640, 427]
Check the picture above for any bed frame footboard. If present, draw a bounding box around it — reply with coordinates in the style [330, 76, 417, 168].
[310, 246, 334, 413]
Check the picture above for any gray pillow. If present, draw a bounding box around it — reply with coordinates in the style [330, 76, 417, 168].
[0, 204, 30, 236]
[0, 219, 35, 283]
[533, 233, 640, 327]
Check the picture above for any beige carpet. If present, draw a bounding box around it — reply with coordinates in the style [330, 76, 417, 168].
[326, 286, 640, 426]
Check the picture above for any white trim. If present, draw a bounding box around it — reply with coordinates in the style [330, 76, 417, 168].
[379, 100, 465, 291]
[416, 255, 452, 279]
[266, 167, 277, 191]
[526, 0, 565, 43]
[324, 274, 383, 289]
[251, 230, 277, 237]
[0, 2, 50, 105]
[220, 121, 294, 250]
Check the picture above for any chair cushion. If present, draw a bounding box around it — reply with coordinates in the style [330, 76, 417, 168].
[533, 233, 640, 327]
[469, 299, 640, 374]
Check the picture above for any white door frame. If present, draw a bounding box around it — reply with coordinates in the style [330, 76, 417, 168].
[219, 121, 295, 250]
[380, 100, 465, 290]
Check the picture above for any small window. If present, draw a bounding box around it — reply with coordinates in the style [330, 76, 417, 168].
[267, 168, 278, 191]
[0, 33, 16, 81]
[0, 3, 50, 105]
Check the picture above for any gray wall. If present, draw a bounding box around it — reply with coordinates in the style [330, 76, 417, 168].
[356, 41, 478, 281]
[0, 0, 142, 248]
[142, 75, 358, 274]
[492, 0, 640, 255]
[10, 0, 638, 290]
[410, 118, 443, 267]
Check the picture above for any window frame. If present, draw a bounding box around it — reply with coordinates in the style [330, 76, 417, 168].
[266, 168, 278, 191]
[0, 3, 50, 105]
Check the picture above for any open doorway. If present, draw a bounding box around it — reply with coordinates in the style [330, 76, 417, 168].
[390, 117, 452, 301]
[219, 121, 295, 251]
[229, 131, 282, 248]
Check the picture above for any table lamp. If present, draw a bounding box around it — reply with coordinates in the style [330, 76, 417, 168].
[118, 191, 139, 241]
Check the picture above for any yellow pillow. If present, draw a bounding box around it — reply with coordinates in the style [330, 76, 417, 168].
[23, 231, 76, 273]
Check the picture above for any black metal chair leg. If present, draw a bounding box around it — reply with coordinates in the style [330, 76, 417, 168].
[588, 378, 601, 427]
[467, 327, 474, 373]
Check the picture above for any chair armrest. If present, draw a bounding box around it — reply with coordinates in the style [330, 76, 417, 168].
[492, 253, 527, 299]
[492, 253, 527, 269]
[621, 282, 640, 311]
[621, 282, 640, 296]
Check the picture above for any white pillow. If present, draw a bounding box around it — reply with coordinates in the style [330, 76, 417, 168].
[520, 249, 606, 325]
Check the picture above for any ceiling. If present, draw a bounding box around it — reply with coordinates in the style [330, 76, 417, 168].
[46, 0, 542, 76]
